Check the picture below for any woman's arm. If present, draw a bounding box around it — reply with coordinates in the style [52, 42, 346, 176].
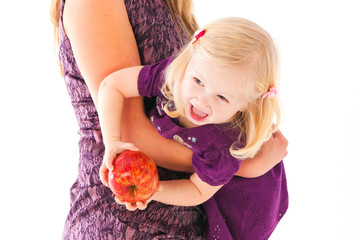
[63, 0, 141, 104]
[63, 0, 194, 172]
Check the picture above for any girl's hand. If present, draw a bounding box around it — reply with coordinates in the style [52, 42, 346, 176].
[99, 140, 139, 187]
[268, 129, 288, 161]
[114, 184, 163, 211]
[256, 129, 288, 166]
[236, 129, 288, 178]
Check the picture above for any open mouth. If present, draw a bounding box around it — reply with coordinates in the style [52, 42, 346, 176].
[190, 104, 209, 121]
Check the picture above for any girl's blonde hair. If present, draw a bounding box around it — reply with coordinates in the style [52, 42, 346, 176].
[162, 17, 281, 159]
[49, 0, 198, 75]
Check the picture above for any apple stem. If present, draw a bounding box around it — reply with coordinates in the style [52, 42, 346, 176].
[129, 185, 137, 198]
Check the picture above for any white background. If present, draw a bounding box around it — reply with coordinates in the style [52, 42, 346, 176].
[0, 0, 359, 239]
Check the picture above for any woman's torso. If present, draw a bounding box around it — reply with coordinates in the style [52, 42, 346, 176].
[58, 0, 205, 239]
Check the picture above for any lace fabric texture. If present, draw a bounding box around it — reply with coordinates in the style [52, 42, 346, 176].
[59, 0, 205, 239]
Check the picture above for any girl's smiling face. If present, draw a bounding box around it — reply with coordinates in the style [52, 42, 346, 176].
[180, 54, 251, 128]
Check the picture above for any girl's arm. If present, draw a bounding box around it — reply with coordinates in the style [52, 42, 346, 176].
[97, 66, 144, 145]
[155, 174, 222, 206]
[63, 0, 194, 173]
[118, 173, 222, 211]
[97, 66, 145, 184]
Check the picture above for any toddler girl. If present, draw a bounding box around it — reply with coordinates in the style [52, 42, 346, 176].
[98, 17, 288, 239]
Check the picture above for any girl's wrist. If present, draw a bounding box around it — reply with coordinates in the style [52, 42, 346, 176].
[103, 137, 122, 147]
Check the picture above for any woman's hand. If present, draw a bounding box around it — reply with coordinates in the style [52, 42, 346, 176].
[99, 140, 139, 187]
[236, 129, 288, 178]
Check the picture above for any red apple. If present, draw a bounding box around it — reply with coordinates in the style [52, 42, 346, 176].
[108, 150, 159, 203]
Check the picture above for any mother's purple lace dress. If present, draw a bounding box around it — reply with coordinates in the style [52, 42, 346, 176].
[58, 0, 205, 239]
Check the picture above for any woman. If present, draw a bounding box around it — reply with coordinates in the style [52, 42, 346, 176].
[50, 0, 288, 239]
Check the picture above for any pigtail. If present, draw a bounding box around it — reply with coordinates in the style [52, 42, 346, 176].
[231, 95, 280, 159]
[230, 27, 281, 159]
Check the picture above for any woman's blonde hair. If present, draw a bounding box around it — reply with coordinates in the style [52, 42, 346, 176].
[49, 0, 198, 72]
[50, 0, 62, 73]
[162, 17, 281, 159]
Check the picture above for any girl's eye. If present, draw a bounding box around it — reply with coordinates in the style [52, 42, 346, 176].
[217, 95, 229, 103]
[194, 78, 204, 86]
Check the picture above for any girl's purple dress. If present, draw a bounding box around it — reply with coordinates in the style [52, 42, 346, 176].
[58, 0, 205, 239]
[138, 58, 289, 240]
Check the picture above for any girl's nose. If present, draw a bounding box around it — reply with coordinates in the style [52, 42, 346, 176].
[195, 95, 210, 110]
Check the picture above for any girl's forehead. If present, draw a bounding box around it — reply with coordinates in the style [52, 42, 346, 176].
[188, 54, 252, 85]
[190, 53, 248, 69]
